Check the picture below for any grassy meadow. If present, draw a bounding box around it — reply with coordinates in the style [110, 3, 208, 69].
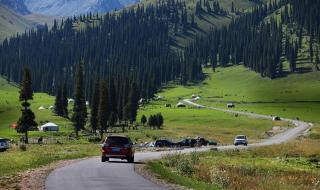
[147, 138, 320, 190]
[152, 66, 320, 123]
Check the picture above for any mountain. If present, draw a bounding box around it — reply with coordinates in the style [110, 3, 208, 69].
[0, 0, 30, 15]
[0, 5, 33, 41]
[24, 0, 139, 17]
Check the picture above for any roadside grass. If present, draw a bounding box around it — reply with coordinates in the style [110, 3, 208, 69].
[147, 161, 220, 190]
[147, 138, 320, 190]
[0, 143, 99, 178]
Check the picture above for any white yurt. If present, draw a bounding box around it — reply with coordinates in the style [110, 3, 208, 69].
[39, 122, 59, 132]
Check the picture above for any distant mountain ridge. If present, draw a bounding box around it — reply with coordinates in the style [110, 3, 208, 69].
[0, 0, 30, 15]
[24, 0, 139, 16]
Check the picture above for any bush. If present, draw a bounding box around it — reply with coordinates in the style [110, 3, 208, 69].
[210, 167, 230, 188]
[163, 153, 181, 167]
[87, 136, 101, 143]
[176, 157, 194, 177]
[19, 144, 27, 151]
[190, 151, 200, 165]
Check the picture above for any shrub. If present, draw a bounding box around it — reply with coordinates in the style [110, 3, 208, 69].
[190, 151, 200, 165]
[176, 157, 194, 177]
[163, 153, 181, 167]
[19, 144, 27, 151]
[87, 136, 101, 143]
[210, 167, 230, 188]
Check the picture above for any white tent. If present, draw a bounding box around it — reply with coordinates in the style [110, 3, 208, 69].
[38, 106, 46, 110]
[39, 122, 59, 132]
[176, 102, 186, 107]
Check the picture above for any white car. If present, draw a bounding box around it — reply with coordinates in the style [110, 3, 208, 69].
[0, 138, 10, 151]
[234, 135, 248, 146]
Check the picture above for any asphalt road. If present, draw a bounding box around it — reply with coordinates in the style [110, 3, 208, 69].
[45, 100, 311, 190]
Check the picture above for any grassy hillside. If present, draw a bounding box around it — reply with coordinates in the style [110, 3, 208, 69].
[152, 66, 320, 123]
[0, 5, 56, 42]
[138, 0, 258, 47]
[0, 77, 73, 138]
[0, 5, 33, 41]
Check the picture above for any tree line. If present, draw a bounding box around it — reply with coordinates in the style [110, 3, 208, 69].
[184, 0, 320, 78]
[0, 0, 203, 102]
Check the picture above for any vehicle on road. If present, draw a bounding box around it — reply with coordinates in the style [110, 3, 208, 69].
[155, 139, 175, 147]
[234, 135, 248, 146]
[196, 137, 208, 146]
[176, 138, 197, 147]
[101, 135, 134, 163]
[0, 138, 10, 152]
[273, 116, 281, 121]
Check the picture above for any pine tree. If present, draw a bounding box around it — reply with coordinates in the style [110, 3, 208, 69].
[55, 84, 68, 118]
[231, 2, 235, 13]
[61, 83, 68, 118]
[16, 68, 37, 144]
[90, 78, 100, 133]
[125, 82, 139, 124]
[141, 115, 147, 126]
[309, 36, 314, 64]
[148, 115, 155, 128]
[98, 80, 110, 139]
[54, 86, 62, 116]
[72, 61, 87, 137]
[315, 49, 319, 71]
[155, 113, 164, 129]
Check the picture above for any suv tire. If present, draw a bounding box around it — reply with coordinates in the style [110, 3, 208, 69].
[127, 156, 134, 163]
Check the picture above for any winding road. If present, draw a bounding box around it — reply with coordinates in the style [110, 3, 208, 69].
[45, 100, 311, 190]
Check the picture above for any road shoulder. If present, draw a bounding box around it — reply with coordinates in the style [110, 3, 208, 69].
[0, 158, 87, 190]
[134, 163, 190, 190]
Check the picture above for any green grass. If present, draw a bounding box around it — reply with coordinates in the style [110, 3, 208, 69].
[0, 143, 99, 178]
[151, 66, 320, 123]
[147, 161, 220, 190]
[133, 104, 289, 144]
[148, 139, 320, 190]
[0, 77, 74, 138]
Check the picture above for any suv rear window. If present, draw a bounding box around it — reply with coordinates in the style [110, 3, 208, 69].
[105, 136, 130, 145]
[236, 136, 246, 139]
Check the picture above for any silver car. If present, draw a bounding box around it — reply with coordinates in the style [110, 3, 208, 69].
[234, 135, 248, 146]
[0, 138, 10, 151]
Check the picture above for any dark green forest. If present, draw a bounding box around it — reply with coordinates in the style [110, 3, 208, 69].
[0, 0, 319, 122]
[186, 0, 320, 78]
[0, 0, 202, 100]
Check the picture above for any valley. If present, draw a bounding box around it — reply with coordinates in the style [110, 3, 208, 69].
[0, 0, 319, 189]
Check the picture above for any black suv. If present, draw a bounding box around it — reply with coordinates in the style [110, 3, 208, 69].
[155, 139, 175, 147]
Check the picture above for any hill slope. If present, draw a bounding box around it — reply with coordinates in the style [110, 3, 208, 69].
[153, 65, 320, 123]
[0, 5, 33, 41]
[0, 0, 30, 15]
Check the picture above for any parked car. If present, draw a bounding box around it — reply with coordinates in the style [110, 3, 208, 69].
[0, 138, 10, 152]
[273, 116, 281, 121]
[234, 135, 248, 146]
[101, 135, 134, 163]
[196, 137, 208, 146]
[176, 138, 197, 147]
[155, 139, 175, 147]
